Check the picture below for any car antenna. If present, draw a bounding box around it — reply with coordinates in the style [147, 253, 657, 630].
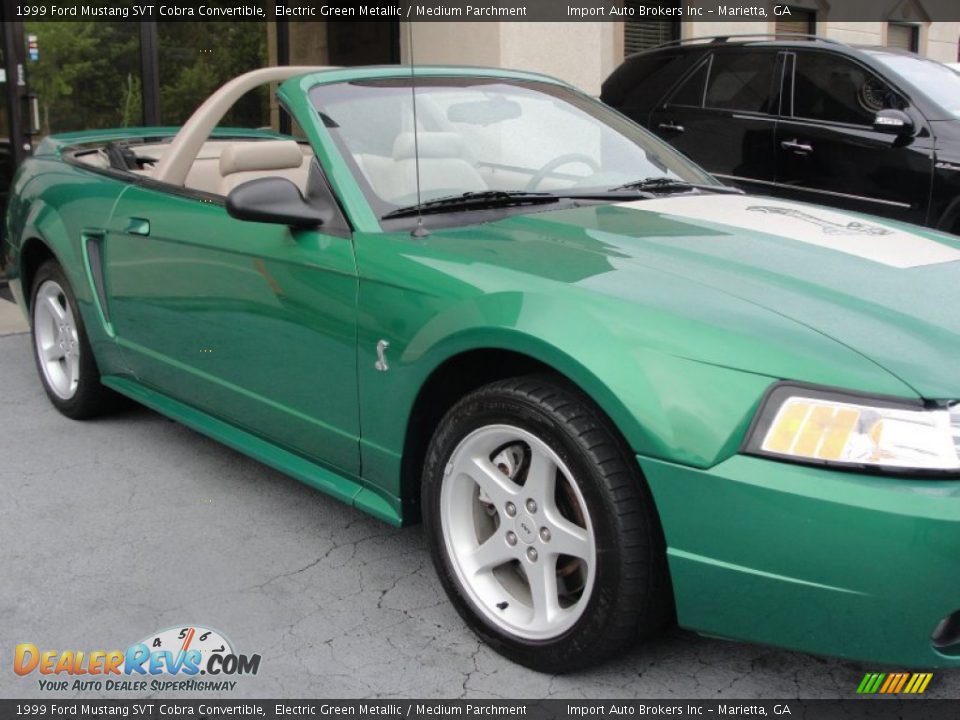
[407, 23, 430, 238]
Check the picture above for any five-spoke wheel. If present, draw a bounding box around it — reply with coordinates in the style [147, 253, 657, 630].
[424, 376, 671, 672]
[33, 279, 81, 400]
[30, 260, 118, 419]
[441, 424, 596, 640]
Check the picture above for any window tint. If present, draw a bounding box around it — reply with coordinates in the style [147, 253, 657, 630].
[704, 52, 777, 113]
[792, 52, 906, 125]
[606, 51, 685, 106]
[666, 61, 708, 107]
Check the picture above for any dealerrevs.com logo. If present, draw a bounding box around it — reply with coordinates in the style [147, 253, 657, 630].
[14, 625, 261, 692]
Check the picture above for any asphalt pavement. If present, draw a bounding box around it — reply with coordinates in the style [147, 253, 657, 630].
[1, 312, 957, 700]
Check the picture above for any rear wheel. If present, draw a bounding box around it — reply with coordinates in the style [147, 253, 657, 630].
[423, 375, 672, 672]
[30, 260, 118, 419]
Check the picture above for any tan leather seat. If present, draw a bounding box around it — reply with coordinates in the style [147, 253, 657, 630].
[217, 140, 311, 196]
[358, 132, 487, 204]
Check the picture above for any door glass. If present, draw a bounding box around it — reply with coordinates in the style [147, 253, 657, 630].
[25, 22, 142, 137]
[792, 52, 906, 125]
[704, 52, 778, 113]
[666, 60, 709, 107]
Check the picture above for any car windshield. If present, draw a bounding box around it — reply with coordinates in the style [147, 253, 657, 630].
[309, 76, 716, 218]
[868, 52, 960, 118]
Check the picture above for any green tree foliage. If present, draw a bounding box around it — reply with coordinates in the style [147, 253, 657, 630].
[25, 22, 142, 134]
[24, 20, 269, 135]
[158, 22, 268, 127]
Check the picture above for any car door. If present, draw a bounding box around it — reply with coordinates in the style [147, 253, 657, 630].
[774, 50, 933, 224]
[101, 168, 360, 476]
[648, 48, 783, 192]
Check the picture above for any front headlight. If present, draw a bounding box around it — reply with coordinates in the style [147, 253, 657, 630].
[744, 383, 960, 474]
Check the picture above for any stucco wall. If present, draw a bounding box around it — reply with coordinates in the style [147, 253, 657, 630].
[684, 20, 958, 62]
[402, 22, 502, 68]
[500, 23, 617, 95]
[685, 21, 769, 39]
[822, 21, 885, 45]
[402, 22, 617, 95]
[927, 22, 960, 62]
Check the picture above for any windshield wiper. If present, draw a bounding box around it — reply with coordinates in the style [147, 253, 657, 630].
[608, 177, 744, 195]
[383, 190, 559, 219]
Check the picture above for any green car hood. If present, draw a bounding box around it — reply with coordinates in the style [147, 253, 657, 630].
[464, 194, 960, 400]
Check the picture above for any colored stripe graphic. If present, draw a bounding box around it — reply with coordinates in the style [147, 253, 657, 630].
[857, 672, 932, 694]
[878, 674, 896, 693]
[856, 673, 885, 694]
[892, 673, 910, 693]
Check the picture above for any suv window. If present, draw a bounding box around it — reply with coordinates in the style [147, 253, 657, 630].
[666, 60, 709, 107]
[792, 51, 906, 125]
[605, 49, 700, 111]
[704, 52, 778, 113]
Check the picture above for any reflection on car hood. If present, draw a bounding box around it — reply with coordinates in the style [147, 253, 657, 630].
[478, 194, 960, 399]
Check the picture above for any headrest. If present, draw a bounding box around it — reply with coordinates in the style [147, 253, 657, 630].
[392, 132, 465, 160]
[219, 140, 305, 176]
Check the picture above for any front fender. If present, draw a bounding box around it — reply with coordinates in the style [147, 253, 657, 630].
[355, 227, 916, 514]
[400, 291, 773, 469]
[7, 160, 128, 368]
[356, 286, 776, 512]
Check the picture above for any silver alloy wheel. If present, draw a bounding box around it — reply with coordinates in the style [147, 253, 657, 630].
[440, 424, 597, 640]
[33, 280, 80, 400]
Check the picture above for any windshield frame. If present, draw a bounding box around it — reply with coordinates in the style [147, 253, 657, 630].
[307, 74, 719, 231]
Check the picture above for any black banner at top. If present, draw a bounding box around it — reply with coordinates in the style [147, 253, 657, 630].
[10, 0, 960, 22]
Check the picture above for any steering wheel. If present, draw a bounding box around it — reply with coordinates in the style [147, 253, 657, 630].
[525, 153, 601, 192]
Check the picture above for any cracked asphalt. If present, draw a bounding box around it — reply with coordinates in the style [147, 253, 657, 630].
[1, 326, 958, 700]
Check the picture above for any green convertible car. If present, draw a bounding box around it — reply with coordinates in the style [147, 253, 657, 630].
[4, 65, 960, 673]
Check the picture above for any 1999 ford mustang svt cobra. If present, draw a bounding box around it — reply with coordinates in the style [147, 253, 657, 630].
[3, 66, 960, 672]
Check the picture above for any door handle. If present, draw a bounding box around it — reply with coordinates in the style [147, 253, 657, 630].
[658, 121, 685, 134]
[125, 217, 151, 236]
[780, 139, 813, 155]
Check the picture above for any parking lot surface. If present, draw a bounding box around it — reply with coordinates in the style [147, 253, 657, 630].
[1, 322, 957, 700]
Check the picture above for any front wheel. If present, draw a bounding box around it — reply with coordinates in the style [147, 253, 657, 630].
[30, 260, 119, 419]
[422, 376, 671, 672]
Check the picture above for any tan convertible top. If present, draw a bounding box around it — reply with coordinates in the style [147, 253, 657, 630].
[151, 66, 335, 187]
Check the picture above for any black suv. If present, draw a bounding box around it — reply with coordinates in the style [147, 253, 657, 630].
[601, 35, 960, 233]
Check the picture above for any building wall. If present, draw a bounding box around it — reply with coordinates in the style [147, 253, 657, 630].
[402, 22, 502, 67]
[685, 20, 960, 62]
[499, 23, 618, 95]
[684, 21, 768, 39]
[927, 22, 960, 61]
[402, 22, 618, 95]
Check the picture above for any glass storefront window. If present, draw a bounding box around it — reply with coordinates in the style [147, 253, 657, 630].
[17, 20, 401, 141]
[158, 22, 269, 128]
[0, 40, 11, 224]
[25, 22, 142, 135]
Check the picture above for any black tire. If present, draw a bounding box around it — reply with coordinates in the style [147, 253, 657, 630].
[422, 374, 672, 672]
[30, 260, 119, 419]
